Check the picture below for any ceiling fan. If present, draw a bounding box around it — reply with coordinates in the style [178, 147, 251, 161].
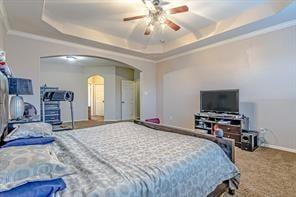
[123, 0, 189, 35]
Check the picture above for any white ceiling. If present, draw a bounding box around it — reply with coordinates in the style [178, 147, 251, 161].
[3, 0, 296, 60]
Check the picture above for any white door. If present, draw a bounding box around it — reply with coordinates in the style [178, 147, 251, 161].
[94, 84, 104, 116]
[121, 80, 135, 120]
[88, 83, 94, 115]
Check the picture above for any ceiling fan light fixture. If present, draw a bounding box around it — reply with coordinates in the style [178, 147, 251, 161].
[124, 1, 188, 35]
[149, 24, 155, 32]
[145, 16, 153, 24]
[145, 1, 156, 12]
[159, 15, 166, 24]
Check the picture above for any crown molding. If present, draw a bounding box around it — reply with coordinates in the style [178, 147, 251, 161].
[6, 30, 157, 64]
[5, 19, 296, 64]
[156, 19, 296, 63]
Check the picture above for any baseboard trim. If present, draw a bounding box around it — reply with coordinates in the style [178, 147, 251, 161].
[104, 119, 122, 122]
[63, 119, 88, 123]
[262, 144, 296, 153]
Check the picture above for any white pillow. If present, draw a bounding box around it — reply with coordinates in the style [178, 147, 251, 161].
[0, 145, 75, 192]
[5, 122, 53, 142]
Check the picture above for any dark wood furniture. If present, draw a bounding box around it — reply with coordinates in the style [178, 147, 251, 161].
[194, 113, 249, 147]
[135, 120, 237, 196]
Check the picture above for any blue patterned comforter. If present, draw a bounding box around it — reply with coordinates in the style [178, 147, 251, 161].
[53, 122, 239, 197]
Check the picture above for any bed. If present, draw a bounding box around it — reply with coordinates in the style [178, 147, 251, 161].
[0, 73, 239, 197]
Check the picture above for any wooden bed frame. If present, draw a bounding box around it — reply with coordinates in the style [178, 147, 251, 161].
[134, 120, 237, 196]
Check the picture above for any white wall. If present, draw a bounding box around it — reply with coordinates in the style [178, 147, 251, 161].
[5, 32, 157, 120]
[157, 25, 296, 150]
[0, 15, 6, 49]
[40, 61, 120, 121]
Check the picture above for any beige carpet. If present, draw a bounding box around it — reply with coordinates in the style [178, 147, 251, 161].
[226, 147, 296, 197]
[67, 120, 296, 197]
[63, 119, 122, 129]
[91, 115, 105, 121]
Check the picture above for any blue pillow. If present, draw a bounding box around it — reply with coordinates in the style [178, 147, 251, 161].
[1, 137, 55, 148]
[0, 178, 66, 197]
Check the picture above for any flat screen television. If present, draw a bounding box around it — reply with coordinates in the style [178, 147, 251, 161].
[200, 89, 239, 114]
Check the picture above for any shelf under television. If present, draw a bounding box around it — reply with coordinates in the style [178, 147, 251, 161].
[194, 112, 249, 148]
[195, 126, 211, 130]
[195, 119, 241, 127]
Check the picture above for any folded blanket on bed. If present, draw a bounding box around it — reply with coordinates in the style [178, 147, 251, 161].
[0, 178, 66, 197]
[1, 137, 55, 148]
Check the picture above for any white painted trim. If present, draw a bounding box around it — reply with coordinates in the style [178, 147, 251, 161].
[104, 119, 122, 121]
[63, 119, 89, 123]
[262, 144, 296, 154]
[6, 30, 155, 64]
[156, 19, 296, 63]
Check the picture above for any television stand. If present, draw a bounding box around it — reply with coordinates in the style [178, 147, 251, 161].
[194, 112, 249, 147]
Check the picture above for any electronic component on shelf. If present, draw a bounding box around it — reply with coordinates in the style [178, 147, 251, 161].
[217, 120, 231, 125]
[43, 91, 74, 102]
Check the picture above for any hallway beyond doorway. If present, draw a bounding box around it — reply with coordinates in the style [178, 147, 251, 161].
[91, 115, 104, 121]
[88, 75, 104, 120]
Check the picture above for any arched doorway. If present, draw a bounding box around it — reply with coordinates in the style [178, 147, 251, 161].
[40, 55, 141, 124]
[88, 75, 104, 121]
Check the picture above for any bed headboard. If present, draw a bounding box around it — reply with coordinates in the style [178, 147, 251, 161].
[0, 72, 9, 144]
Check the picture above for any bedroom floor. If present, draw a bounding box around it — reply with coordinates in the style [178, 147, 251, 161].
[225, 147, 296, 197]
[68, 120, 296, 197]
[64, 119, 122, 128]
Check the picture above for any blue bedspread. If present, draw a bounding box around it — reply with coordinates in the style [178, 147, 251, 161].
[1, 137, 55, 148]
[0, 178, 66, 197]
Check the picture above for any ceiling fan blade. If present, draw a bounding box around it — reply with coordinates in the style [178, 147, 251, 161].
[144, 26, 152, 35]
[123, 15, 146, 21]
[160, 0, 170, 6]
[165, 19, 181, 31]
[167, 5, 189, 15]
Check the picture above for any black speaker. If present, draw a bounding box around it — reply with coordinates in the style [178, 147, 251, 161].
[241, 131, 258, 152]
